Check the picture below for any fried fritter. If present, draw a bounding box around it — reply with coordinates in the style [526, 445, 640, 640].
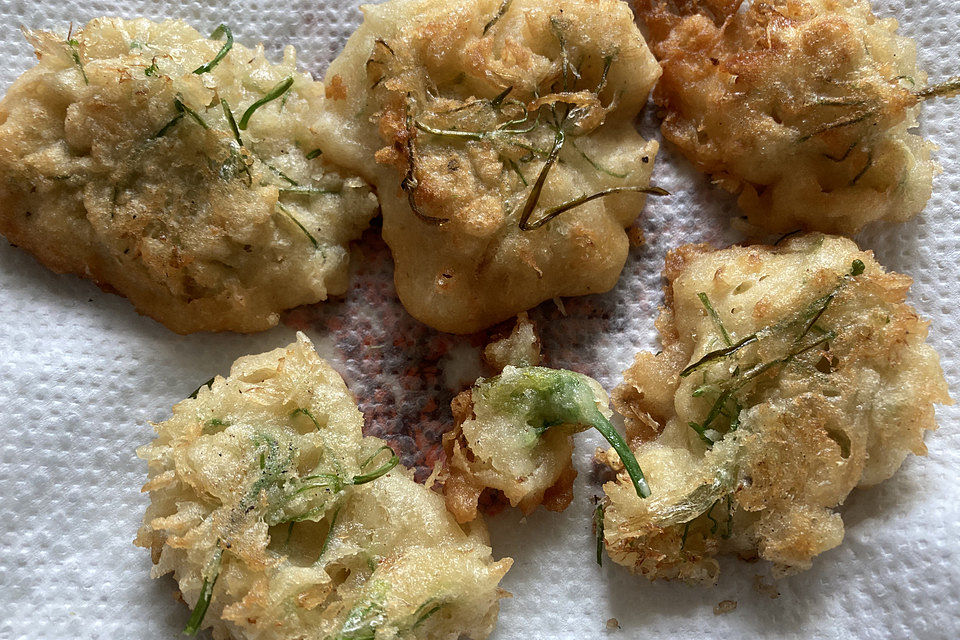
[599, 234, 950, 583]
[136, 334, 511, 639]
[316, 0, 662, 333]
[636, 0, 959, 234]
[443, 366, 648, 523]
[0, 19, 378, 333]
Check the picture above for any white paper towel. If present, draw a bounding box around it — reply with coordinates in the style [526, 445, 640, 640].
[0, 0, 956, 638]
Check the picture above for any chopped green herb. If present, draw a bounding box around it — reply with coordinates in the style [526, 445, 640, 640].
[262, 161, 299, 186]
[188, 377, 216, 399]
[193, 24, 233, 74]
[482, 0, 512, 34]
[152, 112, 184, 139]
[183, 546, 223, 635]
[220, 99, 242, 146]
[570, 138, 627, 179]
[508, 158, 528, 186]
[681, 333, 760, 378]
[352, 446, 399, 485]
[144, 59, 159, 77]
[519, 184, 668, 231]
[334, 582, 388, 640]
[305, 148, 323, 159]
[913, 76, 960, 100]
[402, 104, 448, 224]
[66, 39, 88, 85]
[318, 502, 342, 557]
[411, 599, 444, 630]
[797, 110, 877, 143]
[275, 203, 319, 248]
[239, 76, 294, 130]
[291, 407, 322, 430]
[174, 97, 209, 130]
[698, 292, 732, 347]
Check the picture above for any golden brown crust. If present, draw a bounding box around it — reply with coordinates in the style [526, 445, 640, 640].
[0, 19, 377, 333]
[602, 233, 951, 583]
[635, 0, 939, 234]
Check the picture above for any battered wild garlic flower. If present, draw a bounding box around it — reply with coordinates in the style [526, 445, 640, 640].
[636, 0, 959, 234]
[599, 234, 950, 584]
[136, 334, 511, 639]
[316, 0, 664, 333]
[0, 19, 377, 333]
[443, 365, 649, 523]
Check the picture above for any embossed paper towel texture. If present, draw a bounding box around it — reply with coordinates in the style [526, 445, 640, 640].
[0, 0, 956, 638]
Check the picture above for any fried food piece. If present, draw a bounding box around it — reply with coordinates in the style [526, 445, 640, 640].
[443, 366, 648, 522]
[599, 234, 950, 583]
[482, 312, 542, 370]
[316, 0, 662, 333]
[0, 19, 378, 333]
[636, 0, 960, 234]
[136, 334, 511, 639]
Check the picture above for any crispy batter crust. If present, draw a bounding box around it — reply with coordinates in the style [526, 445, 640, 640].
[602, 234, 950, 583]
[636, 0, 940, 234]
[136, 334, 511, 639]
[0, 19, 377, 333]
[317, 0, 661, 333]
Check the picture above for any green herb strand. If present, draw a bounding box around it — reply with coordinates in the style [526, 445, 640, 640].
[66, 39, 88, 85]
[183, 547, 223, 635]
[193, 24, 233, 74]
[239, 76, 294, 130]
[275, 203, 319, 248]
[175, 98, 209, 130]
[188, 377, 216, 399]
[913, 76, 960, 100]
[482, 0, 512, 34]
[591, 410, 650, 499]
[352, 446, 399, 485]
[520, 184, 669, 231]
[680, 333, 759, 378]
[220, 99, 242, 146]
[698, 292, 732, 347]
[291, 408, 322, 430]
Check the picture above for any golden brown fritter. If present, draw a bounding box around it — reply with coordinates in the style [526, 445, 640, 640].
[0, 19, 378, 333]
[636, 0, 959, 234]
[442, 365, 650, 523]
[136, 333, 512, 640]
[599, 234, 950, 583]
[316, 0, 662, 333]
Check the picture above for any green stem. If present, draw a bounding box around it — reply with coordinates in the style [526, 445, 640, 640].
[193, 24, 233, 74]
[590, 409, 650, 499]
[239, 76, 294, 130]
[183, 547, 223, 635]
[520, 184, 668, 231]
